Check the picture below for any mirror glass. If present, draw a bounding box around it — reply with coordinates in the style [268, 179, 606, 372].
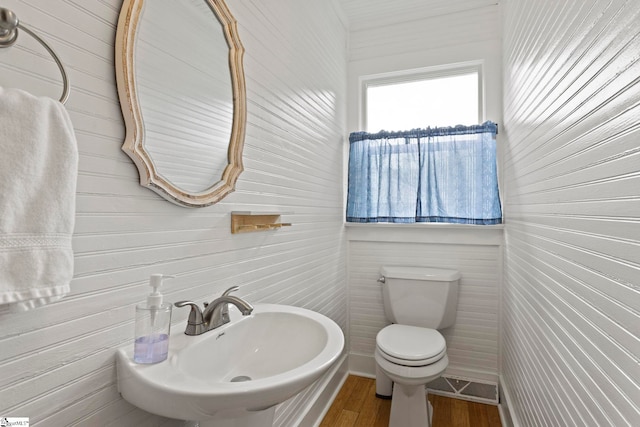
[115, 0, 246, 207]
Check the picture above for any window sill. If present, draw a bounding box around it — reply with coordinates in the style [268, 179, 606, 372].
[345, 221, 503, 245]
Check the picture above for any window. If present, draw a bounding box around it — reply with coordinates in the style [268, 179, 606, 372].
[347, 65, 501, 225]
[363, 66, 482, 132]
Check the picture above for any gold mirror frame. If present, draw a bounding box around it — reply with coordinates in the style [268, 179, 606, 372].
[115, 0, 246, 207]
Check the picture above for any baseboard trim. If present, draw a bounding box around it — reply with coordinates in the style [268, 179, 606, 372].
[497, 374, 520, 427]
[498, 404, 512, 427]
[349, 353, 499, 403]
[301, 354, 509, 426]
[348, 352, 376, 378]
[294, 353, 349, 427]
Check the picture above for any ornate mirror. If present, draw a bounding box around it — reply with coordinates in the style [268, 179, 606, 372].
[115, 0, 246, 207]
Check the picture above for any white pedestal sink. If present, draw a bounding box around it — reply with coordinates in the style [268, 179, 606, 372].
[117, 303, 344, 426]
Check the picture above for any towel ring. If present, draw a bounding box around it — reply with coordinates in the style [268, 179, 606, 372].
[0, 7, 70, 104]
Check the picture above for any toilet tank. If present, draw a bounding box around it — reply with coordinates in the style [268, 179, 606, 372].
[380, 266, 460, 329]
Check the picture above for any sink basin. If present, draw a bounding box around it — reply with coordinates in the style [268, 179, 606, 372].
[117, 303, 344, 426]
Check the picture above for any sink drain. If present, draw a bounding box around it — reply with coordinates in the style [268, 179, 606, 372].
[230, 375, 252, 382]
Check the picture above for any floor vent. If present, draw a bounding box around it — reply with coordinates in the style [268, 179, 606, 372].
[426, 375, 499, 404]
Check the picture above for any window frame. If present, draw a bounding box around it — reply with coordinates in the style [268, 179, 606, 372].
[359, 61, 484, 132]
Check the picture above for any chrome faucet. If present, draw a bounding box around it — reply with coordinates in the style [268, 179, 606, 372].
[174, 286, 253, 335]
[203, 294, 254, 330]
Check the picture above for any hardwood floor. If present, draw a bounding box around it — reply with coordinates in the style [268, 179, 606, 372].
[319, 375, 502, 427]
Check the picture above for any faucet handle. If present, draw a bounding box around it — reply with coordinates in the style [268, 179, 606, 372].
[222, 285, 239, 296]
[174, 301, 205, 335]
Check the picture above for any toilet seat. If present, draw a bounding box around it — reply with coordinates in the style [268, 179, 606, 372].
[376, 324, 446, 367]
[375, 348, 449, 383]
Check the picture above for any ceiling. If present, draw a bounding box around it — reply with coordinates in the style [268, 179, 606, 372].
[337, 0, 499, 31]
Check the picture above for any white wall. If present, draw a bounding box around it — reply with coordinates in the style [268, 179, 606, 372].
[347, 226, 503, 384]
[501, 0, 640, 425]
[345, 3, 504, 384]
[0, 0, 348, 425]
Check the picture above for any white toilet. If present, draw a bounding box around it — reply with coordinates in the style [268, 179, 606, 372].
[375, 266, 460, 427]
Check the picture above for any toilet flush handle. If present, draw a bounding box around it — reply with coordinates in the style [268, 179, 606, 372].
[377, 275, 386, 283]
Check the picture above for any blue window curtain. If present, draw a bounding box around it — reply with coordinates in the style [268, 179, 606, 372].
[347, 121, 502, 225]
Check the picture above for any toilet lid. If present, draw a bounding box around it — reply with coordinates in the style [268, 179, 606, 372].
[376, 324, 446, 362]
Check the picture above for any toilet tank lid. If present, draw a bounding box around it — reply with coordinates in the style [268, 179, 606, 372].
[380, 266, 460, 281]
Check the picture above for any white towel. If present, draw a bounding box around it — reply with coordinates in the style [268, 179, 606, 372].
[0, 87, 78, 312]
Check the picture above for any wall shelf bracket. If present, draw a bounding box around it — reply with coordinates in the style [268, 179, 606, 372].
[231, 211, 292, 234]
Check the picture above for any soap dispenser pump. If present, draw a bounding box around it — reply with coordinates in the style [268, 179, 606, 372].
[134, 274, 173, 364]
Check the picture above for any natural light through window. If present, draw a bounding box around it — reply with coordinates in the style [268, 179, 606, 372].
[365, 71, 479, 132]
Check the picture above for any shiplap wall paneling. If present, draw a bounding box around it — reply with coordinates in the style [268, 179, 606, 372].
[501, 0, 640, 425]
[349, 5, 500, 62]
[0, 0, 348, 425]
[347, 227, 502, 382]
[340, 0, 499, 31]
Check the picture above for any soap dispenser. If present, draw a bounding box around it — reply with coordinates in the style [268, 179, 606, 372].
[134, 274, 173, 364]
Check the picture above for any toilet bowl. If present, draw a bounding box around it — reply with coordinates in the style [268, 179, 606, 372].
[375, 324, 448, 426]
[374, 266, 460, 427]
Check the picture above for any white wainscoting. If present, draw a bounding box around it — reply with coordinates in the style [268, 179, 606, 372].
[501, 0, 640, 426]
[0, 0, 348, 425]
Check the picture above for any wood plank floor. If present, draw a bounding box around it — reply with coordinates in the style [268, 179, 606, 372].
[320, 375, 502, 427]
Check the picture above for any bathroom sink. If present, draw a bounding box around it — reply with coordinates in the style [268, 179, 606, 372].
[116, 303, 344, 426]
